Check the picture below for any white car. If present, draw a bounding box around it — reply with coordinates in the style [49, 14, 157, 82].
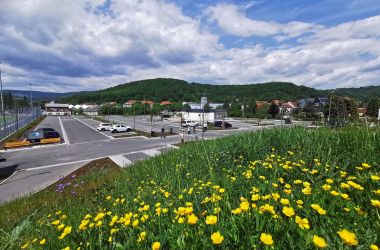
[182, 120, 198, 127]
[97, 123, 112, 131]
[111, 124, 132, 133]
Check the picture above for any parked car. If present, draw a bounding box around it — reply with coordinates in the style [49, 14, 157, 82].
[38, 127, 56, 132]
[27, 128, 61, 142]
[97, 123, 113, 131]
[214, 121, 232, 128]
[111, 124, 132, 133]
[181, 120, 198, 127]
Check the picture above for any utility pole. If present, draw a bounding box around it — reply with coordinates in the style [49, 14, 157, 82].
[29, 83, 33, 119]
[327, 91, 334, 123]
[0, 61, 5, 129]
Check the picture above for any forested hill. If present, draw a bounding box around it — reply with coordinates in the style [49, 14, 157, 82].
[61, 78, 327, 104]
[335, 85, 380, 101]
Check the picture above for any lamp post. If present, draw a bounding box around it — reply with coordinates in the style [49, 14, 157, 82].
[327, 91, 335, 123]
[0, 61, 5, 129]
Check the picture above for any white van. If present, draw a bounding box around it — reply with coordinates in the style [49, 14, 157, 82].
[182, 120, 198, 127]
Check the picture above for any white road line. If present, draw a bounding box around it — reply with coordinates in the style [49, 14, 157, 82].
[71, 116, 113, 139]
[58, 116, 70, 145]
[22, 146, 178, 172]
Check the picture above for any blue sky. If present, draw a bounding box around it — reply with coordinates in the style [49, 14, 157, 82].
[0, 0, 379, 92]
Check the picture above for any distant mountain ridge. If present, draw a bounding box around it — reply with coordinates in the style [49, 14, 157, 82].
[60, 78, 380, 104]
[6, 90, 80, 100]
[7, 78, 380, 104]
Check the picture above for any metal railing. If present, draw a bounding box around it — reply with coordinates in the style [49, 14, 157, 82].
[0, 106, 41, 141]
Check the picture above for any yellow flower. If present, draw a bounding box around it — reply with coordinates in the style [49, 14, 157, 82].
[21, 242, 29, 249]
[106, 195, 111, 200]
[40, 239, 46, 245]
[187, 214, 198, 225]
[178, 217, 185, 224]
[371, 175, 380, 181]
[211, 232, 224, 245]
[137, 231, 147, 242]
[370, 244, 379, 250]
[313, 235, 327, 248]
[337, 229, 358, 246]
[152, 242, 161, 250]
[302, 187, 312, 195]
[231, 208, 242, 215]
[260, 233, 273, 245]
[259, 204, 275, 214]
[280, 198, 290, 205]
[371, 199, 380, 208]
[311, 204, 326, 215]
[322, 184, 331, 190]
[63, 247, 70, 250]
[295, 216, 310, 230]
[132, 219, 139, 227]
[95, 220, 102, 227]
[240, 201, 250, 212]
[205, 215, 218, 225]
[369, 244, 379, 250]
[52, 220, 60, 226]
[282, 206, 295, 217]
[330, 190, 339, 196]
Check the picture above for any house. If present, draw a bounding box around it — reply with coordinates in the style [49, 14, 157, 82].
[270, 100, 282, 106]
[182, 102, 224, 110]
[357, 108, 367, 117]
[45, 101, 70, 116]
[181, 109, 227, 123]
[298, 97, 328, 109]
[280, 101, 298, 113]
[123, 100, 137, 108]
[141, 100, 154, 108]
[160, 101, 172, 106]
[83, 105, 99, 116]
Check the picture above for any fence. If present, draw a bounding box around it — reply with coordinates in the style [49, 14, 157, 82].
[0, 106, 41, 141]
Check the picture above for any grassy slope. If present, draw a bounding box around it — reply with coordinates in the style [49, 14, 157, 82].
[1, 126, 379, 249]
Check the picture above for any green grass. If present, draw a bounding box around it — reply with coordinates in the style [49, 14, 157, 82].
[1, 126, 379, 249]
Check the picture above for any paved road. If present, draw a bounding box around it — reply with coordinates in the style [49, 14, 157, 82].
[0, 115, 280, 203]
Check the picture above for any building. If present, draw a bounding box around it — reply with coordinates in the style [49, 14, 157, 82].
[160, 101, 172, 106]
[141, 100, 154, 108]
[45, 102, 70, 116]
[357, 108, 367, 117]
[83, 105, 99, 116]
[123, 100, 137, 108]
[256, 101, 269, 109]
[280, 101, 298, 113]
[181, 109, 227, 123]
[298, 97, 328, 109]
[182, 102, 224, 110]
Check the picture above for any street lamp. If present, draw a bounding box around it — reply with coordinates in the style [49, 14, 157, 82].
[0, 61, 5, 128]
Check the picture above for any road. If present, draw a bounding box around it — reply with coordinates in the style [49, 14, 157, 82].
[0, 115, 274, 203]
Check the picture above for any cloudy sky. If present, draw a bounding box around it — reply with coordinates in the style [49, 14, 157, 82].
[0, 0, 380, 92]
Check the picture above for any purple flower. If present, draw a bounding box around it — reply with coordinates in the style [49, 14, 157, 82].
[71, 175, 76, 178]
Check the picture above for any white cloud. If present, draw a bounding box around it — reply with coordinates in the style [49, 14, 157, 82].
[205, 4, 323, 39]
[0, 1, 379, 92]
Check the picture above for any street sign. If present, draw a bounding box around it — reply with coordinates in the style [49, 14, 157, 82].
[201, 97, 207, 109]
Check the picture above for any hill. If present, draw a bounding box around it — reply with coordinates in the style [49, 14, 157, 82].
[6, 90, 79, 101]
[61, 78, 326, 104]
[335, 85, 380, 102]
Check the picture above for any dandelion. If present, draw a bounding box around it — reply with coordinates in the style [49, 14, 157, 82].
[152, 242, 161, 250]
[282, 206, 295, 217]
[295, 216, 310, 230]
[337, 229, 358, 246]
[187, 214, 198, 225]
[39, 239, 46, 245]
[21, 242, 29, 249]
[137, 231, 147, 242]
[240, 201, 250, 212]
[370, 244, 379, 250]
[371, 199, 380, 208]
[313, 235, 327, 248]
[260, 233, 273, 245]
[205, 215, 218, 225]
[211, 232, 224, 245]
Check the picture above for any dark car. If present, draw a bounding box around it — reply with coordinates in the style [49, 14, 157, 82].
[44, 131, 61, 139]
[214, 121, 232, 128]
[27, 128, 61, 142]
[38, 127, 56, 132]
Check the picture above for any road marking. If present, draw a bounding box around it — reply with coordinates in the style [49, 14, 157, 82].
[109, 155, 132, 168]
[72, 116, 113, 139]
[58, 116, 70, 145]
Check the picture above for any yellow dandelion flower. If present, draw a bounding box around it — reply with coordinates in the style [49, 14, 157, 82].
[152, 242, 161, 250]
[313, 235, 327, 248]
[282, 207, 295, 217]
[187, 214, 198, 225]
[205, 215, 218, 225]
[211, 232, 224, 245]
[260, 233, 273, 245]
[295, 216, 310, 230]
[337, 229, 358, 246]
[370, 244, 379, 250]
[371, 199, 380, 208]
[40, 239, 46, 245]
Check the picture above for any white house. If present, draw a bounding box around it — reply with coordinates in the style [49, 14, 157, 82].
[83, 105, 99, 116]
[45, 102, 70, 116]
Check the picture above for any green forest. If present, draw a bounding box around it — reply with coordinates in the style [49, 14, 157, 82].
[60, 78, 380, 104]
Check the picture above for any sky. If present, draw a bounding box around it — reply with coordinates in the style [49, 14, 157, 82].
[0, 0, 380, 92]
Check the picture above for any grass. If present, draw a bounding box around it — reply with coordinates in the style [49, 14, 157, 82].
[1, 126, 379, 249]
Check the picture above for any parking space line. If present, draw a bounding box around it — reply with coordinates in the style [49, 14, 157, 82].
[71, 116, 113, 139]
[58, 116, 70, 145]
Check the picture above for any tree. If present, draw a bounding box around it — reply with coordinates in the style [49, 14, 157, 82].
[267, 102, 279, 118]
[302, 103, 319, 119]
[324, 95, 358, 122]
[204, 103, 211, 112]
[228, 102, 242, 117]
[367, 97, 380, 117]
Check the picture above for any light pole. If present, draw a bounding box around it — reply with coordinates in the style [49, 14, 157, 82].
[327, 91, 335, 123]
[0, 61, 5, 128]
[29, 83, 33, 119]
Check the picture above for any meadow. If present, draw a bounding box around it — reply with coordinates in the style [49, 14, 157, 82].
[0, 126, 379, 249]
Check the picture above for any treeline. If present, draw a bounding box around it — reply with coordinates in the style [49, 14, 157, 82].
[61, 78, 326, 104]
[1, 91, 31, 109]
[98, 102, 188, 116]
